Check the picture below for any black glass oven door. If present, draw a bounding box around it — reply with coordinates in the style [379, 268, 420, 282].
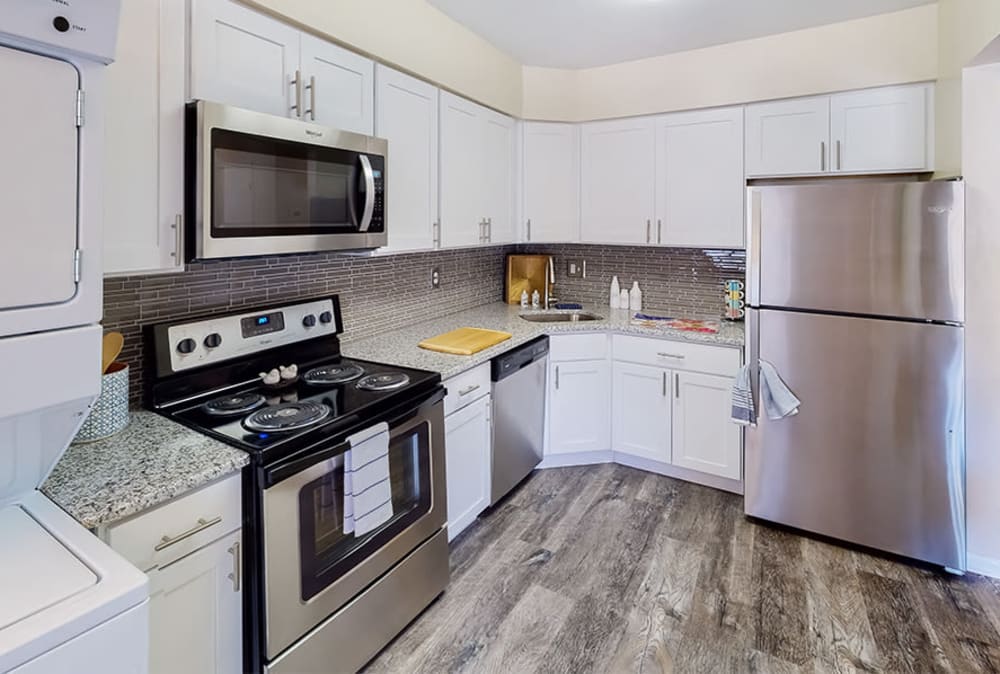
[296, 422, 431, 601]
[210, 128, 385, 237]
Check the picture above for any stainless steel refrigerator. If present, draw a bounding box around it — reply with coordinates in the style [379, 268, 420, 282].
[745, 179, 966, 571]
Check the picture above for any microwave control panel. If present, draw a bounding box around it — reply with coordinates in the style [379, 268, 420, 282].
[369, 157, 385, 232]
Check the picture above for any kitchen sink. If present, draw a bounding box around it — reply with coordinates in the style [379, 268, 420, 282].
[519, 312, 604, 323]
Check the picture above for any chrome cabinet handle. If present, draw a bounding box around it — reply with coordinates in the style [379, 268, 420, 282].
[657, 218, 662, 244]
[555, 366, 560, 390]
[290, 70, 302, 117]
[836, 140, 842, 170]
[487, 217, 492, 242]
[228, 541, 241, 592]
[646, 219, 652, 243]
[432, 220, 441, 249]
[820, 141, 826, 171]
[675, 373, 680, 400]
[170, 214, 182, 260]
[358, 155, 375, 232]
[662, 371, 667, 397]
[459, 384, 480, 396]
[305, 75, 316, 121]
[154, 516, 223, 552]
[526, 219, 531, 242]
[657, 352, 686, 360]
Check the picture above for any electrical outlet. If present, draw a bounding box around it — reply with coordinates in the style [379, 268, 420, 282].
[566, 259, 584, 278]
[431, 267, 441, 288]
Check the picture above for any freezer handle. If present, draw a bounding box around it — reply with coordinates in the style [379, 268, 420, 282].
[747, 189, 762, 306]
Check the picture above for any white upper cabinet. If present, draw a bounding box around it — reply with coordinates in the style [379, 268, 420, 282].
[746, 83, 934, 177]
[103, 0, 185, 275]
[191, 0, 375, 133]
[190, 0, 300, 117]
[299, 33, 374, 135]
[482, 110, 517, 244]
[439, 92, 486, 248]
[672, 371, 742, 480]
[439, 92, 516, 247]
[654, 106, 744, 249]
[522, 122, 580, 243]
[830, 84, 931, 174]
[745, 96, 830, 177]
[580, 117, 656, 245]
[375, 66, 438, 252]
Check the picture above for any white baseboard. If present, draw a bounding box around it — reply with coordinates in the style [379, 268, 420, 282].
[537, 450, 613, 469]
[968, 553, 1000, 579]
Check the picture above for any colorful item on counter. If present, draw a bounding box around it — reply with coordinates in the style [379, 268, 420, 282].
[630, 313, 721, 333]
[724, 279, 746, 321]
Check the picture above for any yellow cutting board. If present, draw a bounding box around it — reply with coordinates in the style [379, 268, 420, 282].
[418, 327, 513, 356]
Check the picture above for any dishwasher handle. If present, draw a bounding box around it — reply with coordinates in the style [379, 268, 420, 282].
[491, 335, 550, 382]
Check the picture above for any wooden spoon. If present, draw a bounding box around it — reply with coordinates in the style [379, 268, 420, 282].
[102, 331, 124, 375]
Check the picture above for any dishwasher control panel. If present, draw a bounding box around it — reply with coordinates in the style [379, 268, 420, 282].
[491, 336, 550, 381]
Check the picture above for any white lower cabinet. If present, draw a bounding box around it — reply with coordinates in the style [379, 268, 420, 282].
[672, 371, 742, 480]
[612, 362, 671, 462]
[444, 394, 492, 541]
[547, 359, 611, 455]
[148, 530, 243, 674]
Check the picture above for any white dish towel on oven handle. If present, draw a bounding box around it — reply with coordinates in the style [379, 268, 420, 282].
[342, 422, 394, 536]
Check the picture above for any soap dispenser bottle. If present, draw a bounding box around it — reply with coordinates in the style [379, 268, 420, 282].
[610, 275, 621, 309]
[629, 281, 643, 311]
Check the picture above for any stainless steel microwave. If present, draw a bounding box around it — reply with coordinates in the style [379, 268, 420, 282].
[186, 100, 387, 261]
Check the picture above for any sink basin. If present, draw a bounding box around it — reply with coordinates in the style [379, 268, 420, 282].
[519, 312, 604, 323]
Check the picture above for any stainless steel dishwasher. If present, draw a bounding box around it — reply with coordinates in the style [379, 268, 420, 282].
[490, 336, 549, 504]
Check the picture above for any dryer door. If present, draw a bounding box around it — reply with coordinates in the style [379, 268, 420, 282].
[0, 44, 79, 312]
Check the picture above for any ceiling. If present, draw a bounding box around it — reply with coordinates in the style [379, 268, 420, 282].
[427, 0, 936, 69]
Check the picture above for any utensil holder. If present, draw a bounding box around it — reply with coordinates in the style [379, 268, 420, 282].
[74, 362, 130, 443]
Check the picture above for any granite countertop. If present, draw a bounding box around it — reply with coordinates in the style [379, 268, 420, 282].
[43, 411, 249, 529]
[342, 302, 744, 380]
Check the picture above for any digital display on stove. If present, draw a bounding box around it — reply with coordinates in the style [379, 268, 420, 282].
[241, 311, 285, 338]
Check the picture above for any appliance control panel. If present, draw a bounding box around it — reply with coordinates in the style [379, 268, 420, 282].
[167, 298, 339, 373]
[0, 0, 121, 64]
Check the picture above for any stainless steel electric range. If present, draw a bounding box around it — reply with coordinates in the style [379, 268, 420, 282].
[147, 295, 449, 674]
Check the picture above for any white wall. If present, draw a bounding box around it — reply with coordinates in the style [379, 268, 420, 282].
[936, 0, 1000, 175]
[523, 5, 938, 122]
[963, 52, 1000, 579]
[245, 0, 523, 116]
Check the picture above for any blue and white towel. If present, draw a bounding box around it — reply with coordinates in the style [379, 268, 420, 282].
[343, 422, 394, 536]
[731, 360, 801, 426]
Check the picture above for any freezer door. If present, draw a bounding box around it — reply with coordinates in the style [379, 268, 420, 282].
[745, 308, 966, 570]
[747, 181, 964, 322]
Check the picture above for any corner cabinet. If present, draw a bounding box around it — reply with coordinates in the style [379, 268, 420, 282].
[102, 474, 243, 674]
[439, 92, 516, 247]
[546, 335, 611, 457]
[746, 83, 934, 177]
[612, 361, 671, 462]
[103, 0, 185, 275]
[191, 0, 374, 135]
[672, 371, 741, 480]
[375, 65, 439, 252]
[522, 122, 580, 243]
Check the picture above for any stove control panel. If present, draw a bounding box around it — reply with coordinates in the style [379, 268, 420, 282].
[0, 0, 122, 64]
[166, 298, 339, 373]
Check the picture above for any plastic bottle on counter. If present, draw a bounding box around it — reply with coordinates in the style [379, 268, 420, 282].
[531, 289, 541, 308]
[520, 289, 529, 308]
[629, 282, 643, 311]
[620, 288, 630, 310]
[610, 275, 621, 309]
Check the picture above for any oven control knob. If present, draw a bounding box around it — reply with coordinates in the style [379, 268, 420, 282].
[176, 338, 197, 355]
[302, 314, 317, 328]
[319, 311, 333, 324]
[52, 16, 70, 33]
[204, 333, 223, 348]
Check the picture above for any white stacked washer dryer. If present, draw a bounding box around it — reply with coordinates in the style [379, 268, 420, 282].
[0, 2, 149, 673]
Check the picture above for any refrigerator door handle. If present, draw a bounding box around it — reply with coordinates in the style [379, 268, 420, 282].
[747, 189, 762, 306]
[746, 308, 760, 416]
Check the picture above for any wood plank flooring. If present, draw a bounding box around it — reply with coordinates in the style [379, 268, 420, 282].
[365, 465, 1000, 673]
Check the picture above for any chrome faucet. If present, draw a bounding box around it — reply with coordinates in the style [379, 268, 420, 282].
[543, 256, 558, 309]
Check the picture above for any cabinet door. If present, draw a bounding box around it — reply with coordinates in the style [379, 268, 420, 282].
[444, 395, 491, 541]
[190, 0, 300, 118]
[149, 530, 242, 674]
[375, 66, 438, 252]
[104, 0, 185, 274]
[655, 107, 744, 249]
[612, 362, 671, 463]
[482, 110, 517, 244]
[672, 371, 741, 480]
[523, 122, 580, 243]
[300, 33, 374, 135]
[830, 84, 931, 174]
[548, 360, 611, 455]
[439, 92, 486, 248]
[745, 96, 830, 177]
[580, 118, 656, 244]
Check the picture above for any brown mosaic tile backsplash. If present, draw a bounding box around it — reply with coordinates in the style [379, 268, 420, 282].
[104, 244, 744, 405]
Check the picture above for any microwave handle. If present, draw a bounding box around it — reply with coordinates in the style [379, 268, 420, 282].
[358, 154, 376, 232]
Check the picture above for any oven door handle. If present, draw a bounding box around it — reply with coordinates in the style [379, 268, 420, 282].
[358, 154, 376, 232]
[262, 386, 446, 488]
